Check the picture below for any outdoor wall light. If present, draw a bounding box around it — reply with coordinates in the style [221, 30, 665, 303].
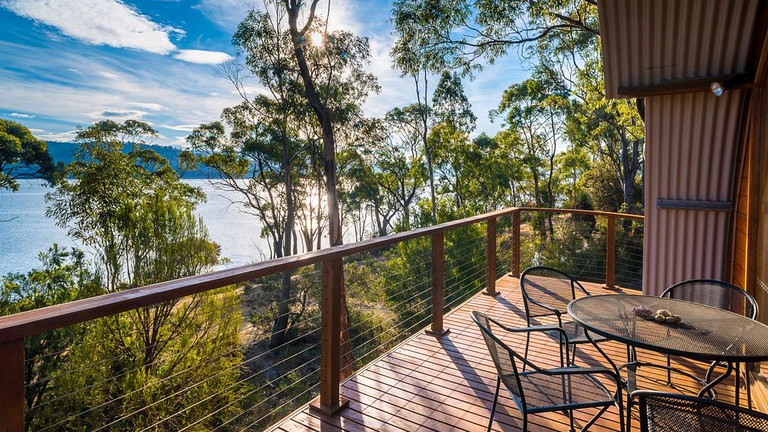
[710, 81, 725, 96]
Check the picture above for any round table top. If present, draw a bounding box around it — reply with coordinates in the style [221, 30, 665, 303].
[568, 294, 768, 362]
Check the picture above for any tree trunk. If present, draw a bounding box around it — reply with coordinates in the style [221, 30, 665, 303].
[414, 72, 436, 225]
[286, 6, 351, 377]
[270, 129, 295, 349]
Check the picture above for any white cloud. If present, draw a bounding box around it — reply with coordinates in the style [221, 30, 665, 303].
[1, 0, 180, 54]
[231, 85, 269, 97]
[98, 71, 120, 79]
[130, 102, 164, 111]
[0, 44, 241, 145]
[7, 112, 36, 118]
[37, 130, 77, 142]
[1, 0, 231, 66]
[173, 49, 233, 65]
[161, 124, 199, 132]
[87, 109, 148, 120]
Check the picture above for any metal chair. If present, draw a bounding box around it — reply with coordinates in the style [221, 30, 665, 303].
[661, 279, 759, 408]
[471, 311, 624, 432]
[519, 266, 606, 366]
[633, 390, 768, 432]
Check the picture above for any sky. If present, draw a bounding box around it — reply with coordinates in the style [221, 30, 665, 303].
[0, 0, 529, 147]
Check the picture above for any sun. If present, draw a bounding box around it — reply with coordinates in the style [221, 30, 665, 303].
[310, 32, 324, 47]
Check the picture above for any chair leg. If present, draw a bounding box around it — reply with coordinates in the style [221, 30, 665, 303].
[487, 376, 501, 432]
[626, 396, 633, 432]
[747, 362, 752, 409]
[617, 391, 626, 432]
[522, 413, 528, 432]
[666, 354, 671, 385]
[736, 362, 741, 405]
[571, 344, 578, 366]
[568, 408, 575, 432]
[523, 332, 531, 372]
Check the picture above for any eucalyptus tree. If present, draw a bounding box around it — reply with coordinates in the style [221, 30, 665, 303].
[432, 71, 476, 134]
[563, 56, 644, 213]
[429, 71, 478, 212]
[0, 119, 57, 191]
[391, 13, 436, 224]
[44, 120, 242, 430]
[391, 0, 645, 215]
[493, 71, 570, 236]
[493, 73, 568, 209]
[390, 0, 599, 75]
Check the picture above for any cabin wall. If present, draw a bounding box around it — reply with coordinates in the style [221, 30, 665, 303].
[643, 91, 748, 294]
[750, 84, 768, 323]
[732, 138, 751, 289]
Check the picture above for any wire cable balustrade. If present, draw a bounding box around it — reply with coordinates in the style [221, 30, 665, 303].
[0, 208, 643, 431]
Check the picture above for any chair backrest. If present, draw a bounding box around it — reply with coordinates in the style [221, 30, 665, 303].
[635, 391, 768, 432]
[470, 311, 525, 401]
[519, 266, 589, 320]
[661, 279, 758, 319]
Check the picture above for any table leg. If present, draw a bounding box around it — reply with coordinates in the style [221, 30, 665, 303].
[587, 330, 621, 377]
[699, 361, 733, 399]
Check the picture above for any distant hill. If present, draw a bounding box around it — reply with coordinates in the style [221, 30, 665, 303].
[46, 141, 214, 179]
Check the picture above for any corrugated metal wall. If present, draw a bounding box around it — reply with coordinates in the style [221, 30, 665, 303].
[643, 90, 748, 294]
[598, 0, 759, 99]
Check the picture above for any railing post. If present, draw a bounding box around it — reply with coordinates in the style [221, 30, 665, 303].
[484, 218, 500, 296]
[311, 258, 348, 415]
[425, 232, 449, 336]
[0, 338, 24, 432]
[510, 210, 521, 277]
[604, 216, 617, 290]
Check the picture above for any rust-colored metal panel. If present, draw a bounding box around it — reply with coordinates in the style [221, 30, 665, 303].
[643, 91, 748, 294]
[598, 0, 760, 98]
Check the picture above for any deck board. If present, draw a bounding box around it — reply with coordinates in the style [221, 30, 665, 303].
[270, 275, 753, 431]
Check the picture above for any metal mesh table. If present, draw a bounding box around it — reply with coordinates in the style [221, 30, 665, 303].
[568, 294, 768, 404]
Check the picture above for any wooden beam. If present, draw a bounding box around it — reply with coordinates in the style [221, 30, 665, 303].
[747, 0, 768, 87]
[310, 259, 348, 415]
[618, 73, 754, 97]
[425, 232, 449, 336]
[604, 217, 616, 290]
[483, 218, 499, 296]
[0, 339, 24, 432]
[511, 210, 521, 277]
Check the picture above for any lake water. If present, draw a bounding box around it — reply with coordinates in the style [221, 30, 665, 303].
[0, 180, 272, 275]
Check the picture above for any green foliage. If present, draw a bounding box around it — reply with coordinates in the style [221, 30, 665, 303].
[22, 119, 247, 430]
[0, 246, 101, 428]
[46, 120, 208, 290]
[432, 71, 476, 134]
[391, 0, 599, 75]
[39, 288, 243, 431]
[0, 119, 58, 191]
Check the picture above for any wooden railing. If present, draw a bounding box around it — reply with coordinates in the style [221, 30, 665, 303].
[0, 207, 643, 431]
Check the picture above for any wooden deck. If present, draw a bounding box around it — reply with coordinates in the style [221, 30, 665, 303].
[269, 275, 752, 432]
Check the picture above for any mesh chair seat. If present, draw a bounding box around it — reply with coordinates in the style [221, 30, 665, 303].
[548, 321, 607, 345]
[634, 391, 768, 432]
[507, 370, 615, 413]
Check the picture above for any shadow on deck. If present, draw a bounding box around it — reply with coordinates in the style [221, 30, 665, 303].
[269, 275, 749, 432]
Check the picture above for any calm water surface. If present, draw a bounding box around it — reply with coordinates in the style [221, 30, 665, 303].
[0, 180, 270, 275]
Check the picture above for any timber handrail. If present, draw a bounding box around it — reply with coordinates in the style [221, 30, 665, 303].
[0, 207, 640, 342]
[0, 206, 643, 430]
